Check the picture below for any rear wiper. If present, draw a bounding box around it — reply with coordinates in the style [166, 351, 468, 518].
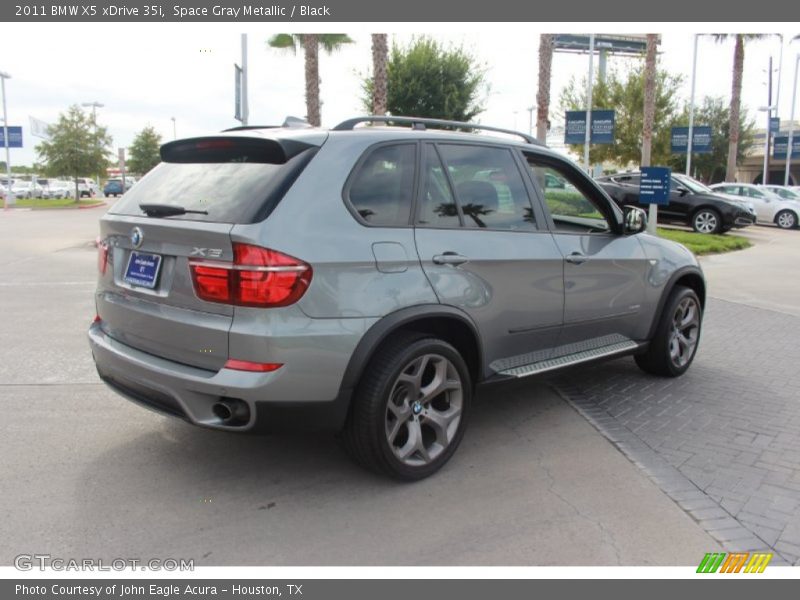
[139, 203, 208, 217]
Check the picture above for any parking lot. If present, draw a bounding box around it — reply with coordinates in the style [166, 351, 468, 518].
[2, 206, 798, 566]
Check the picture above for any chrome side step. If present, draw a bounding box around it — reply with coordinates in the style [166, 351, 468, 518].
[498, 340, 641, 379]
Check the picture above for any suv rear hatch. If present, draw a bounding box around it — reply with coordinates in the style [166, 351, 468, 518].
[94, 131, 323, 371]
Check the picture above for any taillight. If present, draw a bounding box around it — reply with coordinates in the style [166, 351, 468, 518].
[96, 237, 108, 275]
[189, 243, 312, 308]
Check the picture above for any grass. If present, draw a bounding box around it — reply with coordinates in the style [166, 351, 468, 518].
[657, 227, 752, 255]
[9, 197, 104, 209]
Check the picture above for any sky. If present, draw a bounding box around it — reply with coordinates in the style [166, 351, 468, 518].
[0, 22, 798, 167]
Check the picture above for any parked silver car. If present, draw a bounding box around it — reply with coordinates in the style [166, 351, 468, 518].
[710, 183, 800, 229]
[88, 116, 706, 480]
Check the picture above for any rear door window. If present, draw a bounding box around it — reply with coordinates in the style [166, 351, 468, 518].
[346, 144, 416, 226]
[417, 143, 536, 230]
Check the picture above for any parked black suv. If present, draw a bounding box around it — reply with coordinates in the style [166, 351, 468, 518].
[597, 172, 756, 233]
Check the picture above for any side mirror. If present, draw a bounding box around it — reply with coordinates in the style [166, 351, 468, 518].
[677, 187, 689, 196]
[624, 206, 648, 234]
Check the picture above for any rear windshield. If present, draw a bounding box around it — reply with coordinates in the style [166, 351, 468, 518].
[110, 148, 316, 224]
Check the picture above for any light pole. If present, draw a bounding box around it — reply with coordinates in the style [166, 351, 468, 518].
[759, 105, 776, 186]
[526, 106, 534, 136]
[785, 53, 799, 186]
[171, 116, 177, 140]
[1, 71, 12, 210]
[584, 33, 595, 173]
[686, 34, 700, 176]
[82, 101, 104, 196]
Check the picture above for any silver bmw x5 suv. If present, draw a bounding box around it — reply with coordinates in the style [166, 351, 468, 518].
[88, 116, 705, 480]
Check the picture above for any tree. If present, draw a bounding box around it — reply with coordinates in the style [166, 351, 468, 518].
[127, 126, 162, 176]
[536, 34, 555, 143]
[35, 105, 111, 201]
[371, 34, 389, 115]
[713, 34, 768, 181]
[641, 34, 658, 168]
[267, 33, 354, 126]
[361, 37, 487, 122]
[559, 63, 683, 167]
[668, 96, 757, 183]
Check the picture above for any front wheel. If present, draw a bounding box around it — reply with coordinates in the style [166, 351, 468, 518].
[692, 209, 721, 234]
[636, 286, 702, 377]
[342, 334, 471, 480]
[775, 210, 798, 229]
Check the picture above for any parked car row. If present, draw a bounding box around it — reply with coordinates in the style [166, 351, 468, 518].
[596, 172, 800, 232]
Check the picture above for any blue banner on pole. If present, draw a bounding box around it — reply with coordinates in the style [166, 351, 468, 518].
[770, 117, 780, 134]
[0, 126, 22, 148]
[564, 110, 615, 145]
[671, 126, 712, 154]
[773, 136, 800, 159]
[639, 166, 672, 205]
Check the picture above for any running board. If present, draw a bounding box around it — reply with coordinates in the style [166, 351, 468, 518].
[498, 340, 642, 378]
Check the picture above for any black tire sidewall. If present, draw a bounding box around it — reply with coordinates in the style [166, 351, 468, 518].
[371, 338, 472, 480]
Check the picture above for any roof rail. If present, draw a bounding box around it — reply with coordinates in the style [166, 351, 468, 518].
[332, 115, 543, 146]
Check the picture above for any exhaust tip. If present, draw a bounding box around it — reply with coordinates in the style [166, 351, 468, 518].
[212, 398, 250, 425]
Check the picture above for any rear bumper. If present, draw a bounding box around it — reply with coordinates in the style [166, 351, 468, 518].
[88, 319, 370, 433]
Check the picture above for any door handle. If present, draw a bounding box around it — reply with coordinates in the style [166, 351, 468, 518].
[565, 252, 587, 265]
[432, 252, 469, 266]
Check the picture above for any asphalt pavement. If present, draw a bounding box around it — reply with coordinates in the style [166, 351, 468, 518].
[2, 204, 767, 566]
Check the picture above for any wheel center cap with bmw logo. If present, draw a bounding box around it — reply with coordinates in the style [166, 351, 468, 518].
[131, 227, 143, 248]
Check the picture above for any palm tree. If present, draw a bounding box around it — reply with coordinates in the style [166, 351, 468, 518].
[713, 34, 768, 181]
[641, 34, 658, 168]
[267, 33, 354, 126]
[536, 34, 555, 143]
[371, 34, 389, 115]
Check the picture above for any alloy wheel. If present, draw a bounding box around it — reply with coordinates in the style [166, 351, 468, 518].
[777, 211, 797, 229]
[669, 296, 700, 368]
[694, 211, 718, 234]
[384, 353, 463, 467]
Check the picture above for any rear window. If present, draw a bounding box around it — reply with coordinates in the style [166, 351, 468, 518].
[110, 145, 317, 224]
[346, 143, 416, 226]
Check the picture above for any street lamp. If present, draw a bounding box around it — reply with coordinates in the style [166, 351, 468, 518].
[1, 70, 11, 210]
[82, 101, 104, 196]
[785, 53, 799, 186]
[758, 105, 776, 186]
[171, 116, 177, 140]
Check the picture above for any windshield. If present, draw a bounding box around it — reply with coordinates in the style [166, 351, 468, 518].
[672, 173, 712, 194]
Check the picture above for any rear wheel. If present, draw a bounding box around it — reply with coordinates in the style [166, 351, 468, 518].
[692, 208, 721, 234]
[342, 334, 471, 480]
[636, 286, 702, 377]
[775, 210, 798, 229]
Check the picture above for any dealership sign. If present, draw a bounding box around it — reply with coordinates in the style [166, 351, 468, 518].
[671, 126, 712, 154]
[773, 136, 800, 159]
[0, 126, 22, 148]
[564, 110, 615, 144]
[639, 166, 672, 205]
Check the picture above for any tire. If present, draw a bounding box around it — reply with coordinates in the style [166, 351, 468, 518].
[691, 208, 721, 234]
[341, 333, 472, 481]
[775, 210, 798, 229]
[635, 285, 702, 377]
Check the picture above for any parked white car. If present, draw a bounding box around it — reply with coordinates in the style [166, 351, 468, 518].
[763, 185, 800, 201]
[11, 180, 44, 199]
[76, 177, 98, 198]
[709, 183, 800, 229]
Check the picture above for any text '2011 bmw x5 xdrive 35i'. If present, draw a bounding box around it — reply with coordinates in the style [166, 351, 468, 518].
[88, 116, 706, 480]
